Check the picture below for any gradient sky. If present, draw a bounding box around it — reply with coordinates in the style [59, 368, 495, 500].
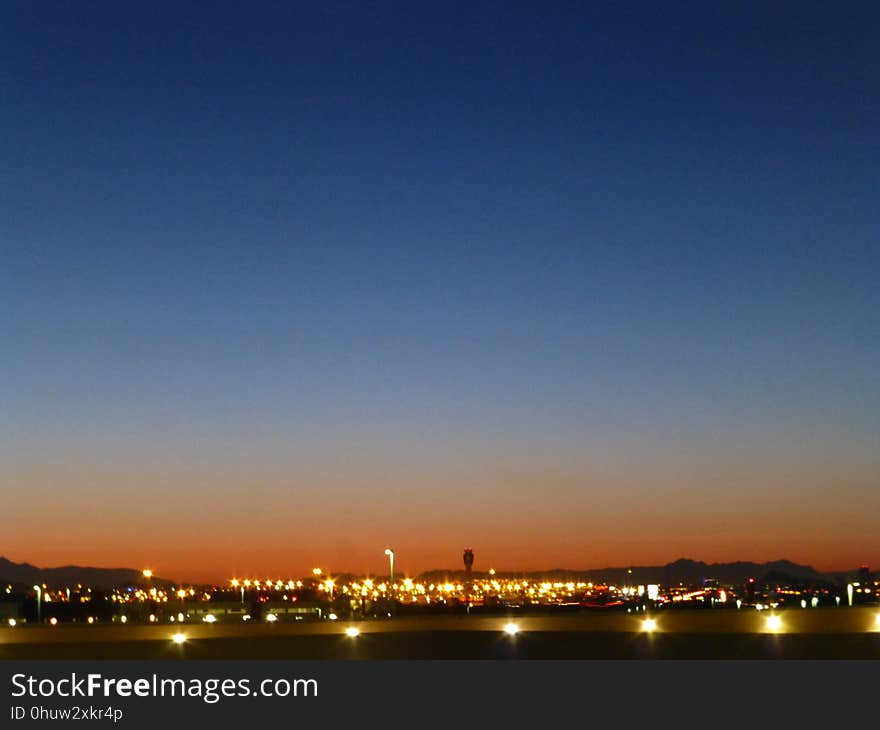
[2, 2, 878, 582]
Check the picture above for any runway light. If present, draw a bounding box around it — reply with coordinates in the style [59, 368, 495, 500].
[345, 627, 360, 638]
[503, 622, 519, 636]
[765, 615, 783, 632]
[641, 618, 658, 632]
[171, 633, 186, 644]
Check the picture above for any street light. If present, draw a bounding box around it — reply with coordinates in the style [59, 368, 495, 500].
[33, 585, 41, 623]
[384, 548, 395, 618]
[384, 548, 394, 585]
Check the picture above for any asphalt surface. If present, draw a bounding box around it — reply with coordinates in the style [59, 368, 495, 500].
[2, 607, 879, 659]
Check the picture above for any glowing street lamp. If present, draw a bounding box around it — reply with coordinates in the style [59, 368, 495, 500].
[231, 579, 244, 604]
[384, 549, 394, 585]
[142, 569, 153, 580]
[33, 585, 41, 623]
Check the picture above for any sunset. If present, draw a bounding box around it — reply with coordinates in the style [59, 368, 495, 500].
[2, 2, 878, 708]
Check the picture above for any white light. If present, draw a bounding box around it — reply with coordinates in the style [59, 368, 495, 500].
[503, 622, 519, 636]
[265, 613, 278, 623]
[171, 633, 186, 644]
[203, 614, 216, 623]
[874, 614, 880, 630]
[328, 613, 338, 620]
[641, 618, 658, 632]
[765, 615, 783, 632]
[120, 615, 127, 624]
[49, 617, 58, 626]
[345, 626, 360, 638]
[7, 618, 16, 627]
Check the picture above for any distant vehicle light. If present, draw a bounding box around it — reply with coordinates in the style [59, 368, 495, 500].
[503, 622, 519, 636]
[203, 614, 216, 623]
[7, 618, 16, 627]
[49, 617, 58, 626]
[328, 613, 338, 621]
[171, 633, 186, 644]
[345, 627, 360, 638]
[265, 613, 278, 623]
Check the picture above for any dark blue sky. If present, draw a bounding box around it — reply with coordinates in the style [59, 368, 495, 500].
[2, 2, 878, 577]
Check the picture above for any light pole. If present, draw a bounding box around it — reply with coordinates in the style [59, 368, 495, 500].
[33, 585, 42, 623]
[384, 548, 395, 617]
[384, 548, 394, 586]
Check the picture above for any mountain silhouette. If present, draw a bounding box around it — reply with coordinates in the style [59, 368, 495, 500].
[419, 558, 827, 585]
[0, 557, 173, 589]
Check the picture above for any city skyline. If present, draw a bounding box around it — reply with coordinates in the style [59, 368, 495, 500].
[3, 3, 878, 584]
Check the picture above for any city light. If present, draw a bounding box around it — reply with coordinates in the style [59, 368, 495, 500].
[641, 618, 658, 632]
[142, 569, 152, 579]
[171, 633, 186, 644]
[345, 626, 360, 638]
[7, 618, 15, 627]
[764, 615, 783, 632]
[265, 613, 278, 623]
[503, 622, 519, 636]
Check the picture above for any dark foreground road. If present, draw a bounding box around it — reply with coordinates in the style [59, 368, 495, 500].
[2, 608, 879, 659]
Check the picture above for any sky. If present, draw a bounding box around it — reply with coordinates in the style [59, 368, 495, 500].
[2, 2, 878, 582]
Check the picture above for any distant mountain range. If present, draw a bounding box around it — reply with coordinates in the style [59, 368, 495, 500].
[421, 558, 834, 586]
[0, 556, 850, 589]
[0, 557, 173, 590]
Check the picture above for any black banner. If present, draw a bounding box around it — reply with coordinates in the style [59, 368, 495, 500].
[2, 660, 875, 726]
